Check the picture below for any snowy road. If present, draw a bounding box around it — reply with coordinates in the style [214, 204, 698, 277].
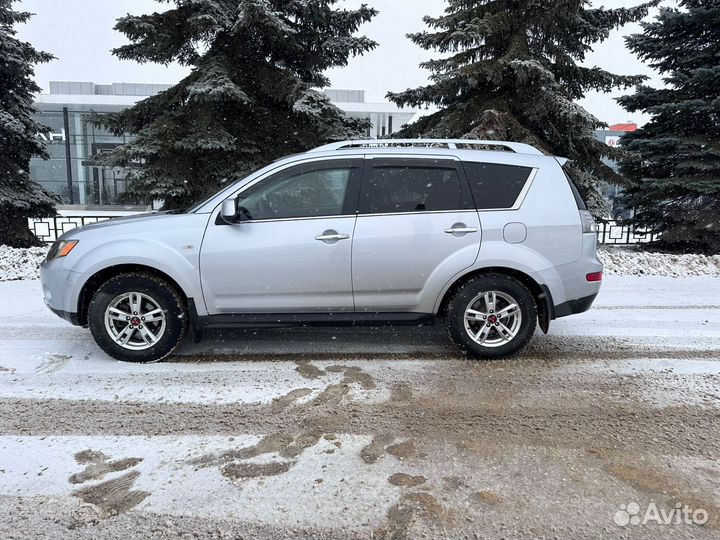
[1, 277, 719, 539]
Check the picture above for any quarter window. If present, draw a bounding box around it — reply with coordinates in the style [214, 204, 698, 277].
[360, 162, 465, 214]
[562, 166, 589, 210]
[463, 162, 533, 209]
[237, 162, 358, 220]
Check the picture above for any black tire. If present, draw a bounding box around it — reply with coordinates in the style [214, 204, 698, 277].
[88, 272, 188, 362]
[445, 273, 537, 359]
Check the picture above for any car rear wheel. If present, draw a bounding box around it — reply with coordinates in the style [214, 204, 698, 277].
[88, 272, 188, 362]
[446, 273, 537, 359]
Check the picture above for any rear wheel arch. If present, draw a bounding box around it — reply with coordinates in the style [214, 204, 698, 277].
[444, 272, 538, 358]
[437, 267, 551, 325]
[77, 264, 188, 326]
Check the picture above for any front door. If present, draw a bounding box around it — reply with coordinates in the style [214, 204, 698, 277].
[352, 157, 481, 312]
[200, 158, 362, 313]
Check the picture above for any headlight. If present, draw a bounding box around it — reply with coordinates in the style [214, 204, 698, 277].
[47, 239, 79, 260]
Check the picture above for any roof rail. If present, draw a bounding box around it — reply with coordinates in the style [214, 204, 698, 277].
[308, 139, 544, 156]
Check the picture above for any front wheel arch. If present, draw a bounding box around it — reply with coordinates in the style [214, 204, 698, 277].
[87, 271, 188, 362]
[77, 264, 188, 326]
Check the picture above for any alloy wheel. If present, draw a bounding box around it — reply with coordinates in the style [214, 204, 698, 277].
[463, 290, 522, 347]
[103, 292, 167, 351]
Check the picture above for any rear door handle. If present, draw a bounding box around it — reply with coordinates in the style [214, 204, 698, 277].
[315, 232, 350, 242]
[445, 227, 478, 234]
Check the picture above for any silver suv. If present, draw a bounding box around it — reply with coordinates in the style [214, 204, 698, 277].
[41, 139, 603, 362]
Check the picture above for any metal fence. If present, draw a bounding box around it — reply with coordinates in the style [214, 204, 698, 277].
[29, 215, 659, 245]
[596, 219, 659, 245]
[28, 215, 117, 243]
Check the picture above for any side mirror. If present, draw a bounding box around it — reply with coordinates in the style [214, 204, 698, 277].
[220, 198, 238, 223]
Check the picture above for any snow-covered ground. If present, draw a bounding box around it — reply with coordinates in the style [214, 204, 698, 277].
[601, 247, 720, 277]
[0, 245, 49, 281]
[0, 275, 719, 539]
[2, 243, 720, 281]
[2, 277, 719, 405]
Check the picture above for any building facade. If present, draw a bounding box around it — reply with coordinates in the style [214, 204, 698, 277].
[593, 123, 638, 218]
[593, 122, 637, 150]
[323, 89, 417, 139]
[30, 82, 419, 209]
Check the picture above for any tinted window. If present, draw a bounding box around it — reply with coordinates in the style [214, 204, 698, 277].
[562, 166, 589, 210]
[238, 164, 356, 220]
[361, 164, 464, 214]
[463, 162, 533, 209]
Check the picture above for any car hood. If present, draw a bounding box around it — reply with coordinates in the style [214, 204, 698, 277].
[61, 212, 179, 237]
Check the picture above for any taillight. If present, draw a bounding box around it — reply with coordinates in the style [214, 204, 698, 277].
[586, 272, 603, 282]
[579, 210, 597, 233]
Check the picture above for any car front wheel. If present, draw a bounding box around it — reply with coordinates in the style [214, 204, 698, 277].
[88, 272, 188, 362]
[446, 273, 537, 359]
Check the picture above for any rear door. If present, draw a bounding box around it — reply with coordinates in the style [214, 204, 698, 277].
[351, 157, 481, 312]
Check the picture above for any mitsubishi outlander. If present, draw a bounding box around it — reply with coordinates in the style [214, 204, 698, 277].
[41, 139, 603, 362]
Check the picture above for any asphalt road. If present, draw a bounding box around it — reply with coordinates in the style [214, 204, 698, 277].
[0, 276, 719, 539]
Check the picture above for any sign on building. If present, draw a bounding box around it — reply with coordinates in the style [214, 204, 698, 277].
[37, 129, 66, 142]
[605, 135, 621, 147]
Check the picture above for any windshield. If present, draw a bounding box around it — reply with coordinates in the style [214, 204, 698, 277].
[180, 163, 271, 213]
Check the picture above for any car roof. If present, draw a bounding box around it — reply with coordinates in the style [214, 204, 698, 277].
[305, 139, 558, 169]
[194, 139, 559, 213]
[309, 139, 545, 156]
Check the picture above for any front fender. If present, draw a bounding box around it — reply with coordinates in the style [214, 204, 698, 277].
[66, 239, 205, 316]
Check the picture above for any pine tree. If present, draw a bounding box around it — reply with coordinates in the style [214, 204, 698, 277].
[92, 0, 377, 210]
[618, 0, 720, 254]
[0, 1, 57, 247]
[388, 0, 659, 215]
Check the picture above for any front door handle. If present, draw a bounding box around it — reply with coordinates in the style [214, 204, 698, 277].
[445, 226, 478, 235]
[315, 231, 350, 242]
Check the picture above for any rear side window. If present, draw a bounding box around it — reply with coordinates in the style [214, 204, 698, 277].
[360, 161, 466, 214]
[462, 162, 533, 209]
[561, 166, 588, 210]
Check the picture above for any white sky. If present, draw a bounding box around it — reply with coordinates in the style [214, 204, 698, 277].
[17, 0, 669, 126]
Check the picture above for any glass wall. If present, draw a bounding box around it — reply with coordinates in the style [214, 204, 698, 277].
[30, 106, 134, 207]
[30, 98, 418, 208]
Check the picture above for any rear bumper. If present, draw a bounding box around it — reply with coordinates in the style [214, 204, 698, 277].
[541, 232, 603, 319]
[553, 293, 598, 319]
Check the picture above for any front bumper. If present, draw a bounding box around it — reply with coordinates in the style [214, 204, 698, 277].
[40, 257, 84, 325]
[47, 305, 82, 326]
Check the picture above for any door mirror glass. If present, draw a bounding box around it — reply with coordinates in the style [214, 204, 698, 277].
[220, 198, 238, 223]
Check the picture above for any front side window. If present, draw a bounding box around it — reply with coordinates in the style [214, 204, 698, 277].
[237, 161, 358, 220]
[463, 162, 533, 209]
[360, 161, 466, 214]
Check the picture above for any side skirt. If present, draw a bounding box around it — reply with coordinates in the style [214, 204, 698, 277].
[201, 312, 436, 329]
[186, 302, 435, 340]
